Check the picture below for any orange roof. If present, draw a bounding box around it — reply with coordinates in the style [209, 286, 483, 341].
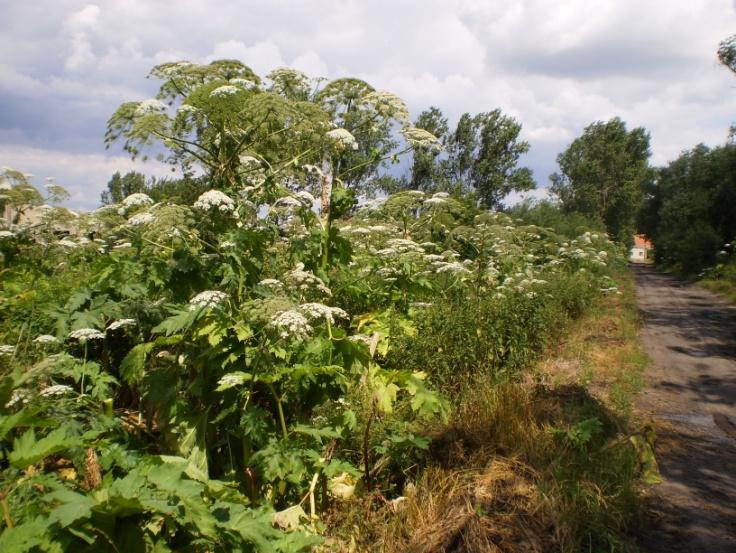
[633, 234, 653, 249]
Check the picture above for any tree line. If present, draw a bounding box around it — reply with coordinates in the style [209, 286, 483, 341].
[97, 35, 736, 275]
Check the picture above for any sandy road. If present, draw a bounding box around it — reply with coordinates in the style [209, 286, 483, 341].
[633, 264, 736, 552]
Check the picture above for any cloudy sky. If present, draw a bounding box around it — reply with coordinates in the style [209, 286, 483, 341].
[1, 0, 735, 209]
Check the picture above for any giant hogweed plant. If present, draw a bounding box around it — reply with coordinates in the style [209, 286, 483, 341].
[0, 64, 623, 551]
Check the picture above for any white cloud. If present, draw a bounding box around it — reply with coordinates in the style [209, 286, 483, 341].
[206, 40, 285, 76]
[0, 144, 177, 210]
[1, 0, 735, 209]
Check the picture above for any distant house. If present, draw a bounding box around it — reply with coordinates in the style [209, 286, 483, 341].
[630, 234, 653, 262]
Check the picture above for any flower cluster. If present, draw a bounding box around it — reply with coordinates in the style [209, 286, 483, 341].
[326, 128, 359, 150]
[107, 318, 137, 331]
[0, 345, 15, 356]
[188, 290, 228, 310]
[269, 310, 313, 339]
[122, 193, 153, 208]
[127, 212, 155, 226]
[135, 99, 167, 116]
[210, 85, 241, 98]
[401, 127, 441, 151]
[193, 190, 236, 214]
[284, 263, 332, 296]
[40, 384, 73, 397]
[68, 328, 105, 342]
[34, 335, 59, 345]
[299, 302, 349, 324]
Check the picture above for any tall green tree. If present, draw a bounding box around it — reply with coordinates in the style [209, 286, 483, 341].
[551, 117, 652, 246]
[638, 143, 736, 274]
[445, 110, 535, 208]
[404, 108, 535, 207]
[409, 106, 449, 191]
[100, 171, 146, 205]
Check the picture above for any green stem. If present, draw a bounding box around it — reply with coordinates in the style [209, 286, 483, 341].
[268, 384, 288, 440]
[80, 343, 88, 395]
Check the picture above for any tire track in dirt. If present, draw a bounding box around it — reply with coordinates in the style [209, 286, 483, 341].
[633, 264, 736, 552]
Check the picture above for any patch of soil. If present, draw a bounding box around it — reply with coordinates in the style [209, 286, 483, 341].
[633, 264, 736, 552]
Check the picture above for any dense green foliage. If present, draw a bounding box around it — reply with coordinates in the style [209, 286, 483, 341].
[101, 171, 210, 206]
[408, 107, 535, 208]
[638, 142, 736, 276]
[509, 199, 606, 239]
[0, 59, 629, 552]
[551, 117, 653, 247]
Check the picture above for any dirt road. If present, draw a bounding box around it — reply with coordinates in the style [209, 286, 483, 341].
[633, 264, 736, 552]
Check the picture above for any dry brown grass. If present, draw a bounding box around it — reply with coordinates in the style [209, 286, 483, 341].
[323, 273, 647, 552]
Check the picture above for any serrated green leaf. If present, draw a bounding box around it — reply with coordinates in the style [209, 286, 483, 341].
[9, 427, 82, 468]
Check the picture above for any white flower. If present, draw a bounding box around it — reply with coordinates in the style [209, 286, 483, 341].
[326, 128, 358, 150]
[299, 302, 349, 324]
[68, 328, 105, 342]
[40, 384, 73, 397]
[176, 104, 199, 115]
[258, 278, 283, 287]
[113, 242, 132, 249]
[107, 318, 137, 331]
[135, 99, 167, 116]
[0, 230, 14, 238]
[363, 90, 410, 122]
[122, 193, 153, 208]
[401, 127, 441, 150]
[210, 85, 241, 98]
[270, 310, 313, 339]
[5, 389, 28, 408]
[348, 334, 373, 346]
[0, 345, 15, 356]
[194, 190, 236, 213]
[127, 212, 155, 226]
[433, 192, 450, 199]
[284, 263, 332, 296]
[229, 77, 256, 89]
[423, 197, 446, 206]
[434, 261, 472, 275]
[58, 239, 78, 248]
[34, 335, 59, 345]
[188, 290, 228, 310]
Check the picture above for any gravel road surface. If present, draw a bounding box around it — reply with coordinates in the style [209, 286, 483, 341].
[634, 264, 736, 552]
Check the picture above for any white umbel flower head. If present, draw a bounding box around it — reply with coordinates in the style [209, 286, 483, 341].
[0, 230, 14, 239]
[270, 310, 312, 339]
[5, 389, 28, 408]
[107, 318, 137, 331]
[210, 85, 241, 98]
[299, 303, 349, 324]
[34, 335, 59, 345]
[0, 345, 15, 356]
[326, 128, 359, 150]
[122, 193, 153, 208]
[69, 328, 105, 342]
[194, 190, 236, 214]
[135, 99, 167, 116]
[401, 127, 441, 150]
[258, 278, 283, 288]
[40, 384, 73, 397]
[284, 263, 332, 296]
[127, 212, 155, 226]
[58, 238, 78, 248]
[188, 290, 228, 311]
